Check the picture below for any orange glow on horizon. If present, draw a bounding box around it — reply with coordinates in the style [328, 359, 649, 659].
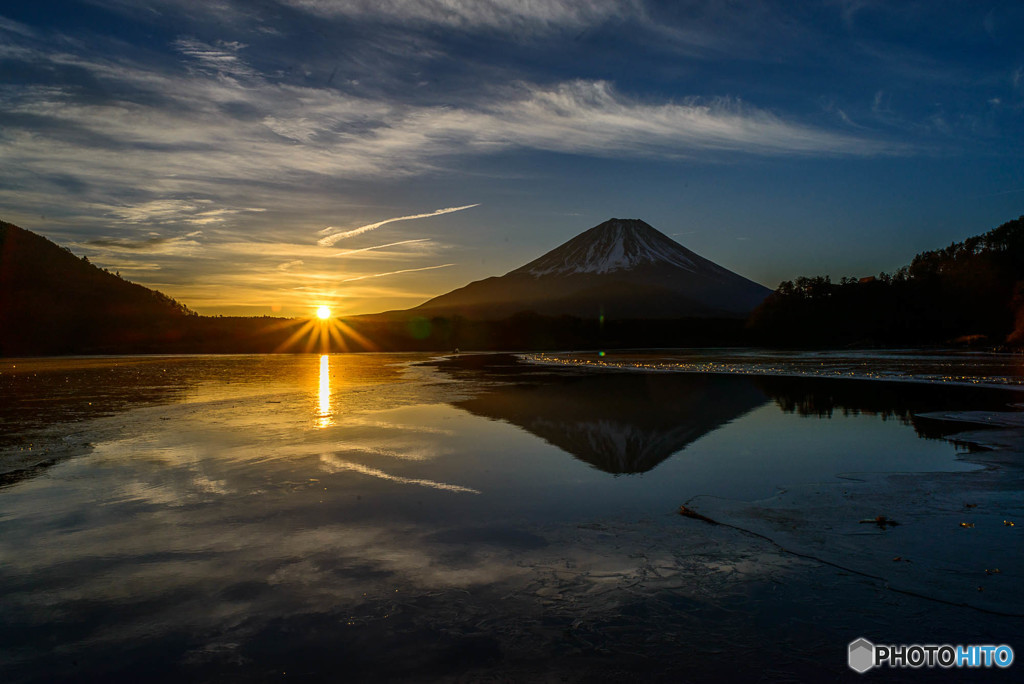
[316, 306, 331, 320]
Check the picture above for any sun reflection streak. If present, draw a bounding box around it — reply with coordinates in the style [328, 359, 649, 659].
[316, 354, 332, 428]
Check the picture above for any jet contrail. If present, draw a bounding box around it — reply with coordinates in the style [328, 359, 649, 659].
[318, 204, 479, 247]
[332, 238, 430, 257]
[342, 263, 454, 282]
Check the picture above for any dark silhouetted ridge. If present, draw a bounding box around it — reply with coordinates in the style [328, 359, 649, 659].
[0, 220, 193, 355]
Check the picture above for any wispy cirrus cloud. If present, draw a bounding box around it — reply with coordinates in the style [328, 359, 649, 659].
[173, 38, 255, 78]
[0, 27, 906, 243]
[284, 0, 635, 33]
[318, 205, 480, 246]
[0, 15, 37, 38]
[83, 230, 203, 254]
[104, 200, 266, 226]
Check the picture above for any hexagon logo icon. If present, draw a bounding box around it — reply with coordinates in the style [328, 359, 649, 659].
[848, 638, 875, 673]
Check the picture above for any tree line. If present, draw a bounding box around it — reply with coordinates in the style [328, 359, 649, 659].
[746, 216, 1024, 348]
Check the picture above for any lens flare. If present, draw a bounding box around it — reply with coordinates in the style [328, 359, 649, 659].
[266, 306, 377, 353]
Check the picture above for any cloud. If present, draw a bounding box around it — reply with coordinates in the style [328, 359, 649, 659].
[0, 32, 904, 244]
[87, 0, 812, 65]
[341, 263, 455, 282]
[92, 259, 164, 272]
[84, 230, 203, 253]
[284, 0, 633, 33]
[0, 15, 37, 38]
[318, 204, 479, 246]
[479, 81, 897, 157]
[174, 38, 255, 79]
[103, 200, 266, 226]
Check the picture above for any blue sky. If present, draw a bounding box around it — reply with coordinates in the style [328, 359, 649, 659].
[1, 1, 1022, 316]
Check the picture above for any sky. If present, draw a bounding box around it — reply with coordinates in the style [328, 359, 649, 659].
[1, 1, 1023, 317]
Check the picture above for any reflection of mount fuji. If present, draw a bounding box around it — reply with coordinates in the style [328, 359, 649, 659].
[438, 354, 1024, 474]
[455, 373, 768, 474]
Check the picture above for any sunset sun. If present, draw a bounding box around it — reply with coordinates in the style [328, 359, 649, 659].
[316, 306, 331, 320]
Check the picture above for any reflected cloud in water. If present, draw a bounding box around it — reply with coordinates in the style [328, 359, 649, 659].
[321, 454, 481, 494]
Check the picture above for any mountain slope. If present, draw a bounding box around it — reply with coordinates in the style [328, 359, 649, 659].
[410, 218, 770, 320]
[0, 220, 193, 355]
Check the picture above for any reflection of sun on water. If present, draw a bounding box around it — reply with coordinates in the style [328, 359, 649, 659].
[317, 354, 332, 428]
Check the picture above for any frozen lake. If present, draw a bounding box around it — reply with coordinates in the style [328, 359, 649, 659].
[1, 351, 1022, 681]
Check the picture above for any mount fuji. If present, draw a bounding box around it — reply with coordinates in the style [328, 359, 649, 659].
[407, 218, 771, 320]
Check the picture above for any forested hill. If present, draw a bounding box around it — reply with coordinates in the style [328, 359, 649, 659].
[0, 221, 194, 355]
[748, 216, 1024, 347]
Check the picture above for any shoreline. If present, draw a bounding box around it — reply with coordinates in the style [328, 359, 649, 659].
[519, 350, 1024, 392]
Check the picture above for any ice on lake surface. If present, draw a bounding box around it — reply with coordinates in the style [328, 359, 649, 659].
[0, 351, 1022, 682]
[527, 348, 1024, 388]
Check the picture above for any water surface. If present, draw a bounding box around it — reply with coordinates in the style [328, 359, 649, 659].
[1, 352, 1021, 681]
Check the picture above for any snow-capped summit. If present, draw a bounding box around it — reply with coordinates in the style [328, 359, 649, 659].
[408, 218, 771, 320]
[512, 219, 698, 276]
